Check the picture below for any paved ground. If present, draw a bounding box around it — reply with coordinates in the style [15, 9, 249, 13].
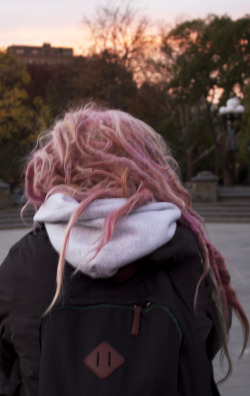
[0, 224, 249, 395]
[206, 224, 250, 396]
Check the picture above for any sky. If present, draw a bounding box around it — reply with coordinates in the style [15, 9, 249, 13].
[1, 0, 249, 54]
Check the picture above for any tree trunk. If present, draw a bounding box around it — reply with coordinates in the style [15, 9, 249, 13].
[186, 147, 193, 181]
[206, 101, 220, 176]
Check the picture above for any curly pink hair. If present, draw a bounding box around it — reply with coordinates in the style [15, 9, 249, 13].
[25, 103, 248, 377]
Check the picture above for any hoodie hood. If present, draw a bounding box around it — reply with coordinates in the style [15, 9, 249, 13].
[34, 193, 181, 278]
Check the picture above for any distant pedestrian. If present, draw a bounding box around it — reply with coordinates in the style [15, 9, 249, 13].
[0, 103, 248, 395]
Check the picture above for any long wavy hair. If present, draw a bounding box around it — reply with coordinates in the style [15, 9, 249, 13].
[24, 103, 248, 377]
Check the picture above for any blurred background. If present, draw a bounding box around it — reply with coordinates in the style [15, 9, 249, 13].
[0, 0, 250, 190]
[0, 2, 250, 395]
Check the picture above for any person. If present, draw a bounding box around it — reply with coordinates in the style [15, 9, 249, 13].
[0, 103, 248, 395]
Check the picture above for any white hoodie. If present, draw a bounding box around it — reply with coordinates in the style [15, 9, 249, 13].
[34, 193, 181, 279]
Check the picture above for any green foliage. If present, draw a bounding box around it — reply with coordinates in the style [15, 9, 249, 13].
[0, 52, 52, 180]
[160, 15, 250, 181]
[26, 52, 137, 118]
[63, 51, 137, 111]
[161, 15, 250, 103]
[0, 53, 31, 144]
[1, 13, 250, 184]
[0, 52, 30, 88]
[161, 14, 250, 112]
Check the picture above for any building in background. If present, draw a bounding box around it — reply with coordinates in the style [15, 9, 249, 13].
[7, 43, 74, 65]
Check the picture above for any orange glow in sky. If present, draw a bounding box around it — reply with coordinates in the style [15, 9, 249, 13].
[1, 0, 249, 54]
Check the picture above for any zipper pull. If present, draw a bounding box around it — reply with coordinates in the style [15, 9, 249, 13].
[131, 305, 142, 336]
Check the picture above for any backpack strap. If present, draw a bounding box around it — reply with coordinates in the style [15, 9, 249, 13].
[111, 262, 141, 282]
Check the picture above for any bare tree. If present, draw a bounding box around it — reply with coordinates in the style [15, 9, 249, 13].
[82, 1, 156, 81]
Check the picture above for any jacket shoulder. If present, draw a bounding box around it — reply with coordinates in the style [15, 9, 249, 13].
[6, 227, 58, 276]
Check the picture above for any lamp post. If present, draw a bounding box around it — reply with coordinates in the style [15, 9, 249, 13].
[219, 97, 245, 186]
[248, 141, 250, 185]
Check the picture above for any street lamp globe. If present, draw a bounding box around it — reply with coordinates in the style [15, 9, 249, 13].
[219, 97, 245, 116]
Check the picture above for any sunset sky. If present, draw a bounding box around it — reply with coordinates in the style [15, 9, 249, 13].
[1, 0, 249, 54]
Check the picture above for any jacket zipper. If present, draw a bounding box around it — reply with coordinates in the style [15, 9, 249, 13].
[43, 301, 181, 340]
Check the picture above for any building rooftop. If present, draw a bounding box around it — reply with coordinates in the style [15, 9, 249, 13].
[7, 43, 74, 65]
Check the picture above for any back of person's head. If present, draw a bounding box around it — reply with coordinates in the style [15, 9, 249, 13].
[25, 103, 189, 210]
[24, 103, 248, 376]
